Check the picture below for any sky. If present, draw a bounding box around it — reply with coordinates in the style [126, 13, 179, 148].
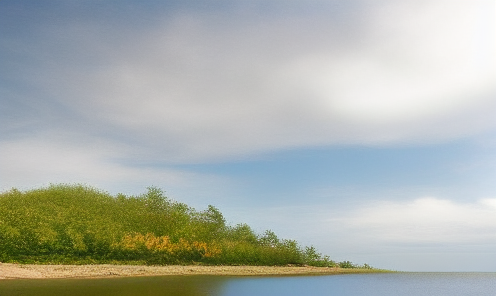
[1, 0, 495, 272]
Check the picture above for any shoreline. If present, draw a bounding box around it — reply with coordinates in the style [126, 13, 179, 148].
[0, 263, 383, 279]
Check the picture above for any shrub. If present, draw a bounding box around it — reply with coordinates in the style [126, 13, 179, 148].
[0, 184, 361, 267]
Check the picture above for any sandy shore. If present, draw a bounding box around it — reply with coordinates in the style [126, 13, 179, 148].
[0, 263, 380, 279]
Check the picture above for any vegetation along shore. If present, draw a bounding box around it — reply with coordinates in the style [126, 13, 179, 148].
[0, 184, 382, 277]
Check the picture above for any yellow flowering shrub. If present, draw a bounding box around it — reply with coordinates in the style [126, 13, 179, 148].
[116, 232, 221, 260]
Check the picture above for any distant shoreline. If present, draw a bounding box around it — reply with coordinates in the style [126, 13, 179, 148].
[0, 263, 385, 279]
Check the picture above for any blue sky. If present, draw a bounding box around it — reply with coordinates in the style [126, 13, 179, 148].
[1, 0, 495, 271]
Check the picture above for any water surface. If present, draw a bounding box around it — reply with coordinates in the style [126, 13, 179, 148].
[0, 272, 494, 296]
[222, 273, 496, 296]
[0, 276, 226, 296]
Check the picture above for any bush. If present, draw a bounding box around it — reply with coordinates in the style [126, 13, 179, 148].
[0, 184, 360, 267]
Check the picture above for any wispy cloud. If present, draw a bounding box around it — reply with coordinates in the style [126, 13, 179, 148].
[0, 132, 228, 197]
[3, 1, 494, 164]
[332, 197, 496, 244]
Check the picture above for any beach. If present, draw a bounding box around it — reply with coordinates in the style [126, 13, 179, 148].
[0, 263, 377, 279]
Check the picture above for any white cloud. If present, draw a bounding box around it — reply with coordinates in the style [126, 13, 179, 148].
[0, 133, 226, 197]
[333, 197, 496, 244]
[480, 198, 496, 209]
[279, 0, 496, 137]
[5, 0, 496, 163]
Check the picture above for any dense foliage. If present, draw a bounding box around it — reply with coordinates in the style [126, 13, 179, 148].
[0, 184, 365, 267]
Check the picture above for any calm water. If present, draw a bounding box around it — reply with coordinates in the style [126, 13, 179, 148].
[0, 273, 494, 296]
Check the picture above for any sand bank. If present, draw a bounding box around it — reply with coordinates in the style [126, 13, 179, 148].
[0, 263, 379, 279]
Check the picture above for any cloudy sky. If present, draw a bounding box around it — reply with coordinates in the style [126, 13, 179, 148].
[1, 0, 495, 271]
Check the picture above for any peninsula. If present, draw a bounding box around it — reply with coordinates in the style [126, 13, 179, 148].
[0, 185, 377, 275]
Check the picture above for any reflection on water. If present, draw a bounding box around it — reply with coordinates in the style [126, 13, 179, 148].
[1, 273, 495, 296]
[222, 272, 496, 296]
[0, 275, 227, 296]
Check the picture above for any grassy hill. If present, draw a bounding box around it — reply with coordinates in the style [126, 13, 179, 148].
[0, 184, 366, 268]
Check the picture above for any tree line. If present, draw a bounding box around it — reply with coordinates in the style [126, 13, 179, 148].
[0, 184, 368, 268]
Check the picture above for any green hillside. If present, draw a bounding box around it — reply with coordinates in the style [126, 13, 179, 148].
[0, 184, 366, 268]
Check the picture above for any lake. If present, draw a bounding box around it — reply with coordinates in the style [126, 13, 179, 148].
[0, 273, 495, 296]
